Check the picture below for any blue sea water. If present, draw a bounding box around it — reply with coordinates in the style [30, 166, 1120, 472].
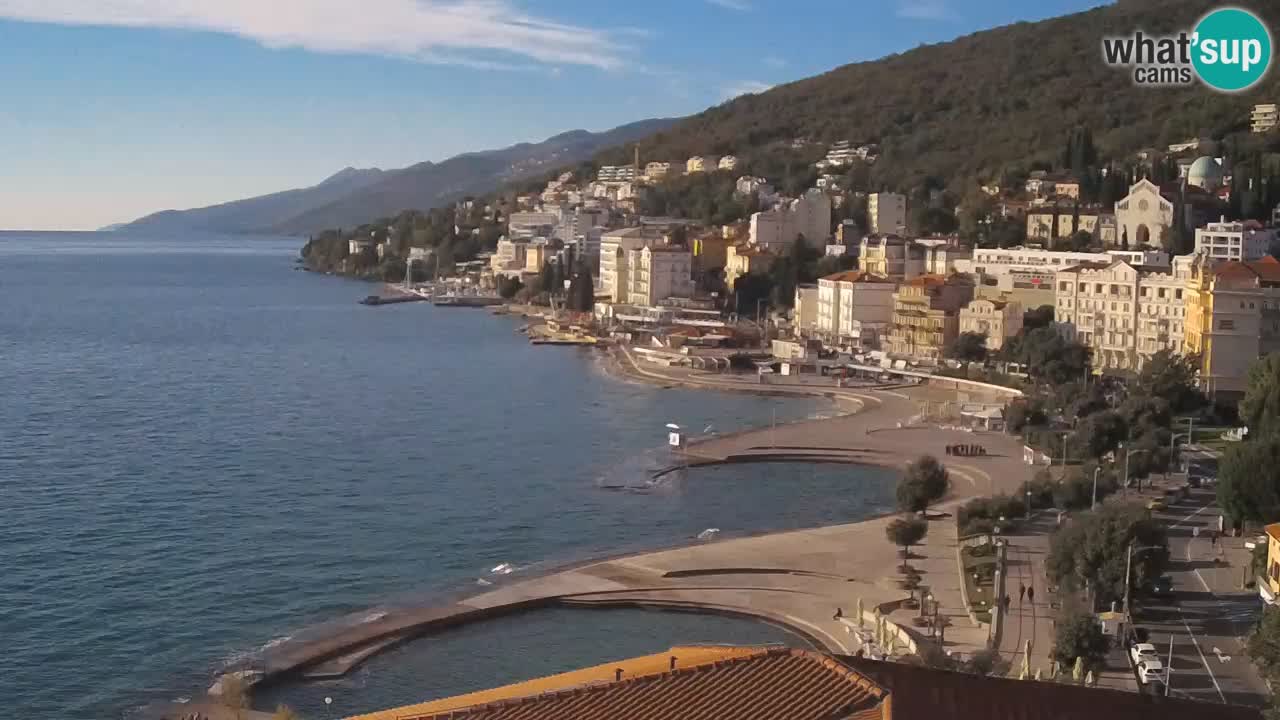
[0, 233, 896, 719]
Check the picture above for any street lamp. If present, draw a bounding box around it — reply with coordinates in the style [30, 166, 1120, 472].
[1122, 542, 1164, 630]
[1122, 447, 1148, 494]
[1092, 467, 1101, 510]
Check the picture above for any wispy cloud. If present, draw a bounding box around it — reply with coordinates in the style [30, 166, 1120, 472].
[897, 1, 955, 21]
[706, 0, 750, 10]
[721, 80, 772, 100]
[0, 0, 626, 69]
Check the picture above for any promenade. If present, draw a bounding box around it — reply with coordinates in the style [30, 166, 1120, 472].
[238, 356, 1039, 700]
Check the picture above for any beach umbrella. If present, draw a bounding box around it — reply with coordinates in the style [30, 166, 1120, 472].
[1017, 666, 1028, 680]
[1021, 640, 1031, 679]
[1085, 670, 1096, 686]
[1034, 668, 1043, 681]
[857, 598, 864, 629]
[1072, 657, 1084, 683]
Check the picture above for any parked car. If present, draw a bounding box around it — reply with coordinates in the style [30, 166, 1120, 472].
[1147, 499, 1167, 511]
[1151, 576, 1174, 598]
[1137, 659, 1167, 685]
[1129, 643, 1159, 666]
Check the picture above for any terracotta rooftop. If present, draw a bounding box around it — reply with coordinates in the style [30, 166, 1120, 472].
[353, 647, 887, 720]
[842, 656, 1261, 720]
[1266, 523, 1280, 544]
[1212, 255, 1280, 284]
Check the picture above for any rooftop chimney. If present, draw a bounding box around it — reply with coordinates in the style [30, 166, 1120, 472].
[615, 668, 624, 682]
[670, 656, 678, 670]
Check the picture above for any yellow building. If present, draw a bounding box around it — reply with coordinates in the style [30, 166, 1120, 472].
[884, 274, 975, 362]
[1185, 255, 1280, 396]
[1262, 523, 1280, 605]
[724, 243, 774, 289]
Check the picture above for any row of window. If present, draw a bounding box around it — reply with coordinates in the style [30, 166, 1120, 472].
[1057, 281, 1184, 300]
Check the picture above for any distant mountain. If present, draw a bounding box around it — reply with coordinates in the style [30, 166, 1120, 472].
[121, 119, 678, 236]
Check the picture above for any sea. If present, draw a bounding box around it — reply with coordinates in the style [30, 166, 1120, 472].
[0, 232, 897, 719]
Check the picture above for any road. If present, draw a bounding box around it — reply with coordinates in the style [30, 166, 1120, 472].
[1134, 481, 1270, 707]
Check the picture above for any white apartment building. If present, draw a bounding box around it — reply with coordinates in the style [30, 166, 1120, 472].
[600, 227, 670, 302]
[626, 245, 693, 306]
[508, 211, 559, 241]
[1194, 218, 1275, 262]
[1253, 103, 1278, 134]
[748, 189, 832, 250]
[956, 246, 1169, 277]
[959, 297, 1023, 351]
[815, 271, 896, 348]
[1054, 257, 1193, 370]
[867, 193, 907, 235]
[597, 165, 637, 182]
[718, 155, 739, 171]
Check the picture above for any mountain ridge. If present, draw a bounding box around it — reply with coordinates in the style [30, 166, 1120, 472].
[119, 118, 677, 236]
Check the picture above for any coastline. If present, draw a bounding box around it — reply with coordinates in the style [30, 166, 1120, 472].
[219, 335, 1034, 709]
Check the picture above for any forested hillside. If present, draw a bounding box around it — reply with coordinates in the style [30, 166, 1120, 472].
[596, 0, 1280, 193]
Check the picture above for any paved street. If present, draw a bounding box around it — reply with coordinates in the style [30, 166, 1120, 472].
[1137, 485, 1270, 707]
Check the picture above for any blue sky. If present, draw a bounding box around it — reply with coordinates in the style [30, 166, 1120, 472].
[0, 0, 1107, 230]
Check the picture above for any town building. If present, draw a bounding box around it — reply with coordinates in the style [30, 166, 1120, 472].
[748, 189, 832, 250]
[596, 165, 637, 183]
[1114, 179, 1174, 248]
[691, 231, 729, 276]
[1195, 218, 1276, 262]
[1253, 103, 1278, 134]
[1187, 156, 1226, 193]
[724, 243, 773, 289]
[884, 274, 976, 362]
[1025, 171, 1054, 197]
[718, 155, 739, 171]
[815, 270, 896, 348]
[793, 284, 819, 335]
[599, 226, 677, 302]
[1026, 207, 1112, 244]
[858, 236, 971, 282]
[344, 643, 1264, 720]
[626, 245, 693, 306]
[1054, 257, 1193, 371]
[736, 175, 774, 198]
[686, 155, 719, 174]
[507, 211, 559, 241]
[643, 161, 675, 181]
[489, 238, 529, 275]
[867, 192, 907, 235]
[1184, 256, 1280, 396]
[959, 297, 1023, 351]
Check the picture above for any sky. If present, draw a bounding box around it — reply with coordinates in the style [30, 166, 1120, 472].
[0, 0, 1109, 231]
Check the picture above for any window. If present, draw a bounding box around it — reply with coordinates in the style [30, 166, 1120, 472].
[1158, 288, 1166, 299]
[1079, 283, 1086, 292]
[1221, 319, 1236, 330]
[1176, 289, 1183, 300]
[1059, 281, 1069, 292]
[1140, 287, 1148, 297]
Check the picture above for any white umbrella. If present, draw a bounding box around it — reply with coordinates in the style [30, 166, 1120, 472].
[1034, 668, 1043, 681]
[1072, 657, 1084, 683]
[1021, 640, 1031, 679]
[1085, 670, 1096, 686]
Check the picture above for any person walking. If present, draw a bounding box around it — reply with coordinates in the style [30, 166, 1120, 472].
[1019, 583, 1026, 603]
[1027, 585, 1035, 604]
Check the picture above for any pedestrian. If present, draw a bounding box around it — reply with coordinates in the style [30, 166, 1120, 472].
[1211, 531, 1218, 547]
[1028, 585, 1035, 604]
[1003, 594, 1011, 610]
[1019, 583, 1026, 603]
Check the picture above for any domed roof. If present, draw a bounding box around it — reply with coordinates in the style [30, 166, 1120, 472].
[1187, 156, 1224, 190]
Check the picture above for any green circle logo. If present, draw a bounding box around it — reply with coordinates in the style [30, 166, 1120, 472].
[1192, 7, 1272, 92]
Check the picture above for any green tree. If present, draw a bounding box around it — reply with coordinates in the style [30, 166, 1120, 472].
[945, 331, 988, 363]
[496, 276, 524, 300]
[1022, 304, 1056, 331]
[1069, 410, 1127, 460]
[1051, 606, 1110, 673]
[897, 455, 951, 512]
[1242, 354, 1280, 440]
[1045, 502, 1168, 606]
[1248, 607, 1280, 684]
[1136, 349, 1203, 414]
[1218, 436, 1280, 525]
[885, 516, 929, 566]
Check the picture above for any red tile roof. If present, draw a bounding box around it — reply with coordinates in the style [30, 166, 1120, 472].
[408, 648, 887, 720]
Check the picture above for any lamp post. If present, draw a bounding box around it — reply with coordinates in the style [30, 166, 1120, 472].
[1092, 467, 1101, 510]
[1122, 542, 1164, 633]
[1122, 447, 1148, 494]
